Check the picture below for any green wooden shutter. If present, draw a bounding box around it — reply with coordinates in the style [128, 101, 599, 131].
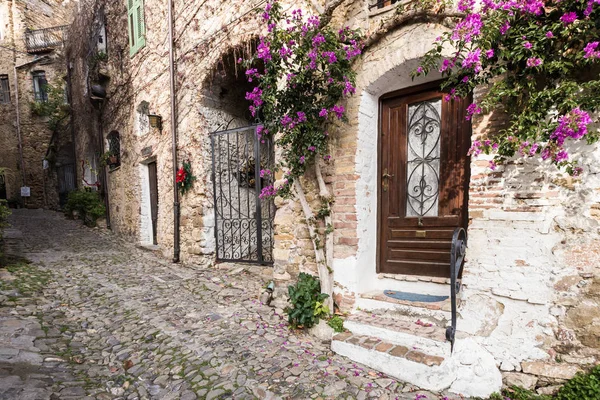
[127, 0, 145, 56]
[127, 0, 136, 55]
[135, 0, 146, 50]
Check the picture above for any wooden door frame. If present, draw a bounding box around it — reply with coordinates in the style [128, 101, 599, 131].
[376, 81, 471, 274]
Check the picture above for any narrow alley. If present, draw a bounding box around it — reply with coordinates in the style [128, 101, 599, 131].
[0, 210, 448, 400]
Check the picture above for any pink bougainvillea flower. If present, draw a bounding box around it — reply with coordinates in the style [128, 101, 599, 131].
[560, 12, 578, 25]
[457, 0, 475, 12]
[331, 104, 345, 119]
[523, 41, 532, 49]
[343, 77, 356, 95]
[257, 38, 272, 62]
[500, 21, 510, 35]
[452, 13, 483, 43]
[489, 161, 497, 170]
[312, 33, 326, 46]
[584, 42, 600, 59]
[462, 48, 482, 72]
[546, 31, 554, 38]
[526, 57, 543, 67]
[551, 108, 592, 146]
[319, 108, 328, 118]
[485, 49, 494, 58]
[468, 140, 482, 156]
[439, 59, 453, 72]
[322, 51, 337, 64]
[465, 103, 482, 120]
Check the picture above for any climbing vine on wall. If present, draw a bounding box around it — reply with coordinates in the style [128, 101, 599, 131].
[241, 1, 363, 312]
[241, 1, 363, 198]
[416, 0, 600, 174]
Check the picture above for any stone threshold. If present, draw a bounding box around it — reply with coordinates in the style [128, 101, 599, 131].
[333, 332, 445, 367]
[360, 290, 456, 312]
[377, 273, 451, 285]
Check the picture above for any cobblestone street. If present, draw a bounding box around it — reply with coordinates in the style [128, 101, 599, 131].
[0, 210, 457, 400]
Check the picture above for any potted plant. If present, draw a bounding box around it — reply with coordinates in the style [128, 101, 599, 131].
[100, 150, 119, 167]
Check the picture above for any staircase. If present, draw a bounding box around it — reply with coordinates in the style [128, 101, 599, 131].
[331, 229, 503, 397]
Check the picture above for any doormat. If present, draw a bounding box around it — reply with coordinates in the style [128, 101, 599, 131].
[384, 290, 449, 303]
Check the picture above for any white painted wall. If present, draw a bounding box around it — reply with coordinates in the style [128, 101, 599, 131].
[139, 163, 154, 246]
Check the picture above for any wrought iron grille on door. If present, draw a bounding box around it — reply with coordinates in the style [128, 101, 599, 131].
[210, 126, 275, 264]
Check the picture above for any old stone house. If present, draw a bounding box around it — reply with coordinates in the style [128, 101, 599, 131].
[0, 0, 76, 209]
[66, 0, 600, 396]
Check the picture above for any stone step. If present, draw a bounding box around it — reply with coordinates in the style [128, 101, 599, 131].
[332, 330, 502, 397]
[332, 332, 453, 392]
[347, 310, 449, 343]
[343, 311, 450, 359]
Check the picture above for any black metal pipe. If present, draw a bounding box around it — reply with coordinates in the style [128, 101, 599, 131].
[168, 0, 180, 263]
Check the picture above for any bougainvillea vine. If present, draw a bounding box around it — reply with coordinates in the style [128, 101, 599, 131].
[415, 0, 600, 175]
[241, 1, 362, 198]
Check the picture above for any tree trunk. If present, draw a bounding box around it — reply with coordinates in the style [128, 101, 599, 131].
[294, 179, 334, 313]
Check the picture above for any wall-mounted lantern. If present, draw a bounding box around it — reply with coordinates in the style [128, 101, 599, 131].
[148, 114, 163, 131]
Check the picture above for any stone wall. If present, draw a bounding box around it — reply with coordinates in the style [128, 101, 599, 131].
[0, 0, 74, 208]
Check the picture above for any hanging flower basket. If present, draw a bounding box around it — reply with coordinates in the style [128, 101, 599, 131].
[234, 157, 268, 189]
[176, 160, 196, 195]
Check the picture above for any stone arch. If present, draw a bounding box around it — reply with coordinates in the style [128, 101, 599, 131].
[199, 39, 261, 131]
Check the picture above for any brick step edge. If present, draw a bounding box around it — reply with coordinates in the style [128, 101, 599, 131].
[346, 311, 448, 342]
[333, 332, 445, 367]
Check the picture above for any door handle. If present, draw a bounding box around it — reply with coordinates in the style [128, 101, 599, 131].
[382, 169, 394, 192]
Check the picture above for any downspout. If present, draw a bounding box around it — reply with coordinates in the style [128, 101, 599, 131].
[168, 0, 180, 263]
[98, 110, 111, 229]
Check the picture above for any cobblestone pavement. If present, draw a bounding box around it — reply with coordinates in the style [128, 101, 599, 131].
[0, 209, 460, 400]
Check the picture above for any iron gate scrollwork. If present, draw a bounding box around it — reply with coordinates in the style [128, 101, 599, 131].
[210, 125, 275, 264]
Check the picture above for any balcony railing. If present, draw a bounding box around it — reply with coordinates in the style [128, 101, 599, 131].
[25, 25, 68, 53]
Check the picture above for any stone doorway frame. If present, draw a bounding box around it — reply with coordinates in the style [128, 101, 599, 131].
[139, 156, 157, 246]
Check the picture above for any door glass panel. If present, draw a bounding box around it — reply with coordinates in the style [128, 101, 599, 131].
[405, 98, 441, 217]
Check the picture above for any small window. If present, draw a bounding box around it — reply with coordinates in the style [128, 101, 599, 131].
[32, 71, 48, 102]
[127, 0, 145, 56]
[98, 22, 107, 54]
[0, 75, 10, 103]
[106, 131, 121, 169]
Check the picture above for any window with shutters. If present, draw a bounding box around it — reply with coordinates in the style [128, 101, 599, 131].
[0, 75, 10, 104]
[127, 0, 146, 56]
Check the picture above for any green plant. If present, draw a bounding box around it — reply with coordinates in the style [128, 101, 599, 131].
[99, 150, 119, 167]
[556, 365, 600, 400]
[327, 315, 345, 333]
[29, 83, 70, 132]
[94, 51, 107, 62]
[63, 190, 106, 227]
[0, 198, 11, 263]
[285, 272, 329, 329]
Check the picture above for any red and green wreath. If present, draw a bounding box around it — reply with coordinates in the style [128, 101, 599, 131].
[176, 160, 196, 195]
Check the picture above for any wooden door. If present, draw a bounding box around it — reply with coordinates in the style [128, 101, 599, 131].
[378, 84, 471, 278]
[148, 162, 159, 245]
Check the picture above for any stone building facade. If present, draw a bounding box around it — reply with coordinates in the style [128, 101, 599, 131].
[0, 0, 75, 209]
[67, 0, 600, 396]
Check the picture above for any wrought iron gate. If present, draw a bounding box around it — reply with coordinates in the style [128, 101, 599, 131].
[210, 126, 275, 264]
